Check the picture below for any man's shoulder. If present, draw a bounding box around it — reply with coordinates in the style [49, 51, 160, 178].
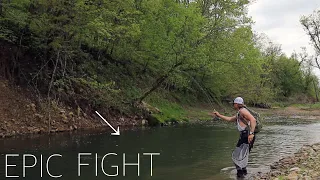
[239, 108, 250, 115]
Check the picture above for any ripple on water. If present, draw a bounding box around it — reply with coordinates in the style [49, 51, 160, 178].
[0, 119, 320, 180]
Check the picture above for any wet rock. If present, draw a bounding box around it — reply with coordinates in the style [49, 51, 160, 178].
[304, 176, 312, 180]
[270, 164, 278, 169]
[34, 128, 41, 133]
[307, 148, 316, 155]
[287, 171, 298, 180]
[312, 144, 320, 152]
[27, 127, 34, 132]
[254, 143, 320, 180]
[77, 107, 81, 117]
[69, 125, 77, 131]
[34, 113, 44, 120]
[56, 128, 65, 133]
[146, 115, 160, 126]
[39, 128, 46, 133]
[280, 157, 296, 165]
[290, 167, 301, 172]
[30, 103, 36, 112]
[50, 129, 56, 133]
[61, 114, 68, 122]
[270, 170, 282, 177]
[68, 112, 74, 117]
[141, 119, 147, 126]
[310, 171, 319, 177]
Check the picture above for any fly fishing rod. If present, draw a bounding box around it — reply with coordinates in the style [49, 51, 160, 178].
[179, 70, 217, 111]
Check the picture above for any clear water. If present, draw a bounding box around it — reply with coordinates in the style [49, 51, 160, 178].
[1, 118, 320, 180]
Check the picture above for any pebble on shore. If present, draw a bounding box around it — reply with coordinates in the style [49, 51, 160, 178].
[254, 143, 320, 180]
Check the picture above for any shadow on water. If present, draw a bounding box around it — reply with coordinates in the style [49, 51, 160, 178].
[0, 118, 320, 180]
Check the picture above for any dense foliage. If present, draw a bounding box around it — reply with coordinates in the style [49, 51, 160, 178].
[0, 0, 318, 116]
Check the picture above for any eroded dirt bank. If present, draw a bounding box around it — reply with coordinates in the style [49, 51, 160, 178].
[0, 80, 142, 137]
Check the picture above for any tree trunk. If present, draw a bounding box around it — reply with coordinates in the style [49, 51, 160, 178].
[138, 75, 169, 103]
[47, 51, 60, 133]
[137, 62, 183, 102]
[313, 80, 319, 102]
[0, 0, 2, 16]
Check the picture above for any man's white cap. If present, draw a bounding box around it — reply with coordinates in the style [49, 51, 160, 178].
[233, 97, 244, 104]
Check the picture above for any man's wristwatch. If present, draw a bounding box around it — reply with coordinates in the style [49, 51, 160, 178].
[249, 132, 254, 135]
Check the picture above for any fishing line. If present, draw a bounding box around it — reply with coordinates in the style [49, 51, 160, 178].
[179, 70, 216, 111]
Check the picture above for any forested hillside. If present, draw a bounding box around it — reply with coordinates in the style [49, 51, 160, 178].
[0, 0, 319, 125]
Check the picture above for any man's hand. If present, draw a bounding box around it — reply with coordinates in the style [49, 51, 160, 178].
[209, 110, 220, 118]
[248, 134, 254, 143]
[209, 110, 236, 122]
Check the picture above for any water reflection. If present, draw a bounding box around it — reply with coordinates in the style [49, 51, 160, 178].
[0, 119, 319, 180]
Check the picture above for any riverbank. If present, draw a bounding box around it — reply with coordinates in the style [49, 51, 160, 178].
[254, 143, 320, 180]
[184, 105, 320, 123]
[0, 80, 143, 138]
[2, 76, 320, 138]
[257, 106, 320, 120]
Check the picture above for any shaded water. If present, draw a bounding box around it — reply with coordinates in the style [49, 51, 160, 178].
[1, 118, 320, 180]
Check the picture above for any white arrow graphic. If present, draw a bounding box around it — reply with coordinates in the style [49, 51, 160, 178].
[95, 111, 120, 136]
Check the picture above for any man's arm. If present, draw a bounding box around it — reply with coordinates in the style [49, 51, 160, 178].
[212, 112, 236, 122]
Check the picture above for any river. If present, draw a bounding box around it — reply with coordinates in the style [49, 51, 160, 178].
[1, 118, 320, 180]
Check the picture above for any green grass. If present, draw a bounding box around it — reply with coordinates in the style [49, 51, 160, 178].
[146, 92, 221, 122]
[146, 93, 236, 123]
[147, 96, 187, 123]
[270, 101, 320, 110]
[147, 93, 320, 124]
[309, 103, 320, 109]
[270, 102, 288, 108]
[290, 103, 320, 109]
[184, 106, 214, 121]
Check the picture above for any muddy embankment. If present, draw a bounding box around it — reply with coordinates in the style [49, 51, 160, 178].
[0, 80, 145, 138]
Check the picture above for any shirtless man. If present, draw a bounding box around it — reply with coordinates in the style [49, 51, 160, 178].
[212, 97, 256, 178]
